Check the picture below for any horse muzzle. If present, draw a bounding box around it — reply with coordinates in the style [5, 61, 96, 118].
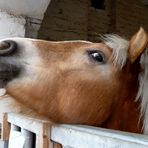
[0, 40, 20, 87]
[0, 40, 17, 56]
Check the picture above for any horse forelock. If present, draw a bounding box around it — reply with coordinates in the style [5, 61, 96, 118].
[101, 34, 129, 69]
[136, 48, 148, 134]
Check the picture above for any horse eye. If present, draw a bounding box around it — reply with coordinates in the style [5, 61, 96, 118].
[87, 50, 106, 64]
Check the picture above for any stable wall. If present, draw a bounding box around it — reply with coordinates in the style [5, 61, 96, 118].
[0, 0, 50, 39]
[0, 11, 25, 39]
[116, 0, 148, 37]
[38, 0, 148, 41]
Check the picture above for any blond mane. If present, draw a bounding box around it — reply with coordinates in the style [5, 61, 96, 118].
[136, 48, 148, 134]
[101, 34, 129, 69]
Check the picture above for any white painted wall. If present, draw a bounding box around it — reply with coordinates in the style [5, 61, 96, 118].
[0, 0, 51, 39]
[0, 11, 26, 39]
[0, 0, 51, 19]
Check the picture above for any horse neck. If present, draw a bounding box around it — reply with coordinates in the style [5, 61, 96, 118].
[102, 64, 143, 133]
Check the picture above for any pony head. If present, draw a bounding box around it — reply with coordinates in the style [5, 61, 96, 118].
[0, 28, 147, 131]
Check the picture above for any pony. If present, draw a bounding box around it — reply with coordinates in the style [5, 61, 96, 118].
[0, 27, 147, 134]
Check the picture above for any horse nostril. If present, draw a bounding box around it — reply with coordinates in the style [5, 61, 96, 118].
[0, 40, 17, 56]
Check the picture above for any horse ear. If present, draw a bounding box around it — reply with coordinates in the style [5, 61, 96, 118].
[129, 27, 148, 62]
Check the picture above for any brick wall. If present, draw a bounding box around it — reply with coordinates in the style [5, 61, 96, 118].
[38, 0, 89, 41]
[87, 6, 110, 41]
[38, 0, 111, 41]
[116, 0, 148, 38]
[38, 0, 148, 41]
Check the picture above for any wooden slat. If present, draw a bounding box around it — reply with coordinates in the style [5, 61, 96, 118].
[7, 113, 52, 148]
[7, 113, 148, 148]
[36, 123, 50, 148]
[1, 113, 10, 140]
[53, 142, 62, 148]
[7, 113, 50, 135]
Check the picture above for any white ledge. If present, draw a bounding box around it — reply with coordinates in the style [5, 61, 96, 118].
[0, 0, 51, 19]
[51, 124, 148, 148]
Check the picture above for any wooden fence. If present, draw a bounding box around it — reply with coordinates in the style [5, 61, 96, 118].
[0, 113, 148, 148]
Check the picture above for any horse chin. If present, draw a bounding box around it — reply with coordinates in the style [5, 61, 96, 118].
[0, 64, 21, 88]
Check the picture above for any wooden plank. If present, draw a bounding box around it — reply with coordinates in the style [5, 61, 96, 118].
[51, 124, 148, 148]
[1, 113, 10, 140]
[7, 113, 52, 148]
[36, 123, 50, 148]
[8, 113, 148, 148]
[7, 113, 50, 135]
[53, 142, 62, 148]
